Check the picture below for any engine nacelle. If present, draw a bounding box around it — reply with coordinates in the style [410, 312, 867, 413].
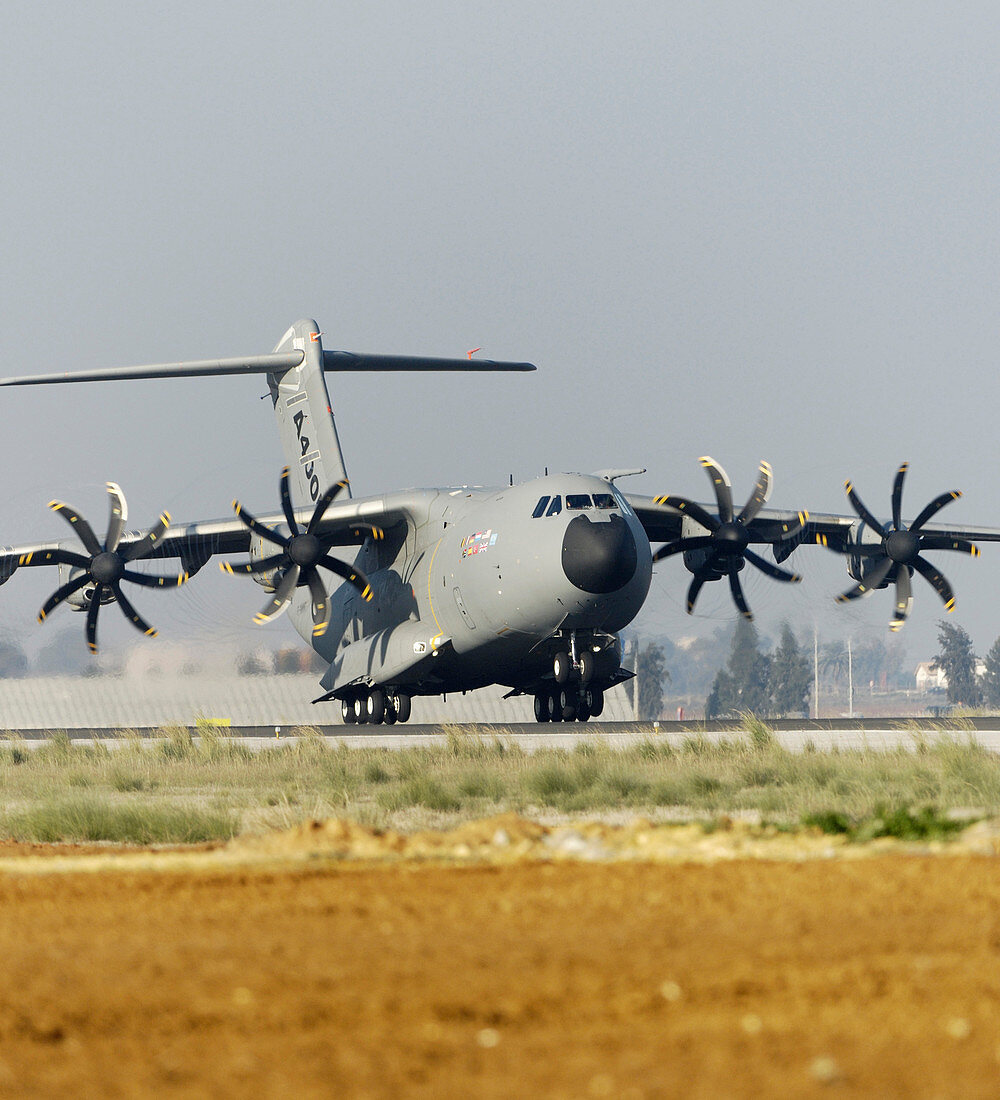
[843, 520, 890, 587]
[248, 529, 286, 591]
[55, 563, 112, 611]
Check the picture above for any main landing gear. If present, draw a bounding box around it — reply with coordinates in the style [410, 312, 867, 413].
[533, 683, 604, 723]
[341, 689, 411, 726]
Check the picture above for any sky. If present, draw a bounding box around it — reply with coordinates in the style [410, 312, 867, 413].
[1, 2, 1000, 671]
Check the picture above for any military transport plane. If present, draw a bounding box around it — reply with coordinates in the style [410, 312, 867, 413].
[1, 318, 999, 725]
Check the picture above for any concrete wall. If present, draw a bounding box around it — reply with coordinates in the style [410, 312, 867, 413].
[0, 672, 634, 730]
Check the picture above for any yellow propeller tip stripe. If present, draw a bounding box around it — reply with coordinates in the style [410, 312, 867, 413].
[145, 628, 157, 637]
[36, 612, 45, 623]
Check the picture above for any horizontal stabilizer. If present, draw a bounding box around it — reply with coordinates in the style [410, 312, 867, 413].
[0, 349, 535, 387]
[0, 353, 305, 387]
[322, 351, 535, 372]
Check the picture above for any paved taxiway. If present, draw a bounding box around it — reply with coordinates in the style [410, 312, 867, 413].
[5, 718, 1000, 752]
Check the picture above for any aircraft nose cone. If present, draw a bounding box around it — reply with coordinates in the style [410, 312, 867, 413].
[562, 514, 638, 594]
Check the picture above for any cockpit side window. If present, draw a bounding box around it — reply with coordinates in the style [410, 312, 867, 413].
[592, 493, 615, 509]
[545, 496, 563, 517]
[565, 494, 593, 510]
[531, 495, 550, 518]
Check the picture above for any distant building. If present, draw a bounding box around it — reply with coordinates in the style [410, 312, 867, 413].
[914, 660, 986, 692]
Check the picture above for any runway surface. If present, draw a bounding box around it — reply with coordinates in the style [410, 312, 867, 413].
[6, 717, 1000, 752]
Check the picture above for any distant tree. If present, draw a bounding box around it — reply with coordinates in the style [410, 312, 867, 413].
[635, 641, 668, 720]
[819, 641, 849, 688]
[932, 621, 982, 707]
[982, 637, 1000, 709]
[769, 623, 811, 717]
[705, 618, 770, 718]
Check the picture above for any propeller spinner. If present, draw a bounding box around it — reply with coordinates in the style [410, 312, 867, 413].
[819, 462, 979, 631]
[221, 468, 376, 637]
[19, 483, 187, 653]
[652, 457, 806, 620]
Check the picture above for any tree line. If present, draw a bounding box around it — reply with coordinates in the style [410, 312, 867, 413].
[931, 621, 1000, 708]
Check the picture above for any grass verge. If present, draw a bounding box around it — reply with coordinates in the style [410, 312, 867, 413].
[0, 725, 996, 842]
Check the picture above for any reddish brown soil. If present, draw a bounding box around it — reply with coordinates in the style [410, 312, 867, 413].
[3, 835, 1000, 1098]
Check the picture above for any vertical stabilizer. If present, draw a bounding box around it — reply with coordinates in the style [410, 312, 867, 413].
[268, 320, 351, 503]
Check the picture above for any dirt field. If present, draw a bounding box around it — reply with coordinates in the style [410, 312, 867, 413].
[2, 820, 1000, 1097]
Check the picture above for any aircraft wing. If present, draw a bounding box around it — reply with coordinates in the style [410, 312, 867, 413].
[626, 458, 1000, 630]
[0, 488, 421, 653]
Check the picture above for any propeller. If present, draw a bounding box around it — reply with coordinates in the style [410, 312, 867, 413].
[652, 457, 806, 620]
[221, 468, 376, 637]
[19, 482, 187, 653]
[819, 462, 979, 631]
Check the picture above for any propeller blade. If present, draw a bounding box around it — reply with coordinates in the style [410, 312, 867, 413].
[232, 501, 289, 549]
[278, 467, 299, 535]
[835, 556, 894, 603]
[219, 553, 287, 576]
[122, 512, 171, 562]
[37, 574, 92, 622]
[651, 536, 715, 563]
[700, 456, 734, 523]
[120, 568, 189, 588]
[844, 481, 888, 537]
[18, 548, 91, 571]
[911, 490, 962, 532]
[728, 569, 752, 620]
[685, 575, 707, 614]
[737, 461, 773, 524]
[912, 555, 956, 612]
[744, 549, 801, 584]
[307, 478, 350, 534]
[304, 567, 331, 637]
[104, 482, 128, 552]
[48, 500, 102, 557]
[318, 554, 373, 602]
[891, 566, 913, 632]
[85, 587, 103, 654]
[111, 581, 157, 637]
[650, 495, 720, 534]
[890, 463, 908, 531]
[917, 536, 980, 557]
[253, 566, 300, 624]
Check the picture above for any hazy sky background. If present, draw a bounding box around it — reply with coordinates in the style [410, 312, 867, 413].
[2, 3, 999, 671]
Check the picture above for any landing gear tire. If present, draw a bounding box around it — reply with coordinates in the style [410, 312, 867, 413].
[585, 686, 604, 718]
[352, 695, 368, 725]
[341, 698, 356, 724]
[534, 693, 550, 723]
[394, 693, 412, 724]
[383, 697, 398, 725]
[578, 651, 595, 684]
[553, 651, 571, 685]
[366, 688, 386, 725]
[559, 687, 577, 722]
[576, 699, 591, 722]
[548, 690, 563, 723]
